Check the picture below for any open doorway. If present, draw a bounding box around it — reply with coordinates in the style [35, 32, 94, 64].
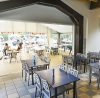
[0, 1, 83, 75]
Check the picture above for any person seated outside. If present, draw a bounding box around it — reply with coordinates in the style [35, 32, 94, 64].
[16, 42, 23, 51]
[67, 45, 72, 55]
[3, 43, 10, 56]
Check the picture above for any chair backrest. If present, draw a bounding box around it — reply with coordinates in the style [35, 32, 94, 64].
[69, 68, 78, 77]
[21, 60, 26, 69]
[59, 64, 67, 72]
[87, 52, 99, 63]
[11, 51, 17, 58]
[44, 57, 50, 63]
[92, 67, 99, 75]
[66, 56, 73, 65]
[62, 55, 68, 64]
[72, 69, 78, 77]
[34, 73, 42, 91]
[41, 78, 50, 98]
[25, 63, 30, 73]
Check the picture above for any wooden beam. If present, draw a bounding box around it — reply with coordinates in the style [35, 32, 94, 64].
[0, 0, 38, 12]
[90, 0, 100, 9]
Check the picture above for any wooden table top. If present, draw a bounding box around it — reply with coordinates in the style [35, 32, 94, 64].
[36, 68, 80, 88]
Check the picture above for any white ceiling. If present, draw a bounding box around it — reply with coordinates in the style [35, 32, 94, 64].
[0, 4, 73, 25]
[42, 23, 72, 33]
[0, 0, 6, 1]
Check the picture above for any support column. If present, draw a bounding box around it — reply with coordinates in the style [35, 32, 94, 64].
[57, 32, 61, 46]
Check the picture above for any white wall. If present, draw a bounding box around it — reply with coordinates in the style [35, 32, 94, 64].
[63, 0, 100, 53]
[0, 20, 12, 32]
[0, 20, 49, 34]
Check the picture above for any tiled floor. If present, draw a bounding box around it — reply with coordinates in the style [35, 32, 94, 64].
[0, 50, 64, 76]
[0, 72, 100, 98]
[0, 51, 100, 98]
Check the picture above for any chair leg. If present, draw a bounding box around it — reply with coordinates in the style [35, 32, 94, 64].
[28, 74, 30, 86]
[63, 93, 65, 98]
[10, 58, 12, 63]
[22, 69, 23, 77]
[40, 91, 42, 98]
[66, 90, 69, 94]
[97, 78, 100, 89]
[25, 72, 27, 81]
[35, 87, 37, 98]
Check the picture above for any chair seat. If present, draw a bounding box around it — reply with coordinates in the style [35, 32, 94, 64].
[64, 83, 73, 90]
[50, 86, 66, 97]
[92, 73, 100, 78]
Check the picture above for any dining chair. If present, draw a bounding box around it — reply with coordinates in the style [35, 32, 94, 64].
[40, 56, 50, 69]
[9, 51, 18, 63]
[87, 52, 99, 63]
[59, 64, 78, 97]
[75, 53, 87, 73]
[64, 68, 78, 97]
[89, 67, 100, 89]
[62, 55, 68, 64]
[25, 63, 37, 86]
[24, 63, 31, 85]
[59, 64, 67, 72]
[21, 60, 26, 78]
[44, 57, 50, 69]
[66, 55, 74, 66]
[34, 73, 42, 98]
[41, 78, 66, 98]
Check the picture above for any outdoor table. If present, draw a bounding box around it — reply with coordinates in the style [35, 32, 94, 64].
[36, 68, 80, 98]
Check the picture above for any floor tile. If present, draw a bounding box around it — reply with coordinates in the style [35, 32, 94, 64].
[93, 95, 100, 98]
[8, 93, 19, 98]
[28, 88, 35, 93]
[20, 95, 31, 98]
[6, 85, 15, 91]
[7, 89, 17, 95]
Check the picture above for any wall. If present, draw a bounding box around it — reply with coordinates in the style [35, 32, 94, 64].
[0, 20, 49, 33]
[63, 0, 100, 53]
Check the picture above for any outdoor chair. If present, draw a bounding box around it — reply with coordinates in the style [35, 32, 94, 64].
[9, 51, 18, 63]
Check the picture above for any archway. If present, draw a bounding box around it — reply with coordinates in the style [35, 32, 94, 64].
[0, 0, 83, 55]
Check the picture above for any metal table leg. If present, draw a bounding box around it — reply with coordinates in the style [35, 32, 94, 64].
[73, 82, 76, 98]
[31, 67, 34, 85]
[55, 87, 57, 98]
[89, 67, 92, 85]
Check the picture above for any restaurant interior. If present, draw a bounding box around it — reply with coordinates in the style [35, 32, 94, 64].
[0, 0, 100, 98]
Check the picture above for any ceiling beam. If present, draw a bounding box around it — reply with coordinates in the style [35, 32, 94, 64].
[90, 0, 100, 9]
[0, 0, 40, 12]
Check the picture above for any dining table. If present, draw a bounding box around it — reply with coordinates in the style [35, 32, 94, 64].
[35, 68, 80, 98]
[21, 57, 49, 85]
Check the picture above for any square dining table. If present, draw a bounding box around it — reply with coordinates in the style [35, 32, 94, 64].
[35, 68, 80, 98]
[22, 58, 49, 85]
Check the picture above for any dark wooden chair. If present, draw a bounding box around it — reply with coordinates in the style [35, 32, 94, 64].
[75, 53, 87, 73]
[87, 52, 99, 63]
